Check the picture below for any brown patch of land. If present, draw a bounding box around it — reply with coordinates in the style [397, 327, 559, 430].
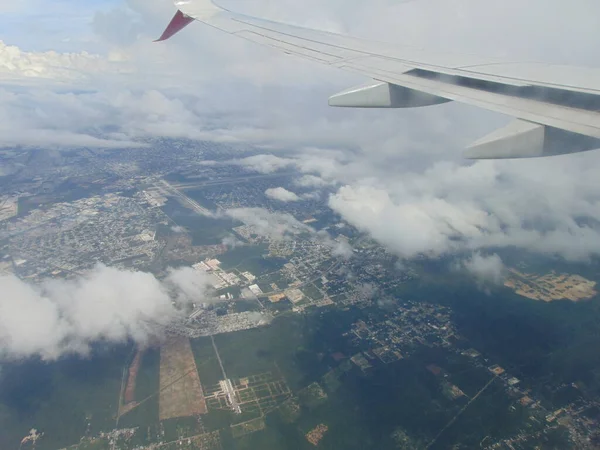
[505, 269, 597, 302]
[118, 348, 145, 418]
[124, 349, 144, 403]
[489, 364, 505, 375]
[442, 382, 466, 400]
[268, 293, 286, 303]
[159, 336, 207, 420]
[306, 424, 328, 446]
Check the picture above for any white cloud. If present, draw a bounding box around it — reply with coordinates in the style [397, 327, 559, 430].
[460, 252, 506, 285]
[164, 266, 214, 304]
[226, 207, 312, 240]
[0, 40, 131, 82]
[329, 184, 464, 258]
[330, 239, 354, 259]
[0, 0, 517, 149]
[301, 191, 321, 201]
[265, 187, 300, 202]
[0, 264, 213, 360]
[221, 235, 244, 248]
[0, 0, 599, 263]
[234, 154, 296, 173]
[225, 207, 354, 258]
[328, 153, 600, 261]
[294, 174, 332, 188]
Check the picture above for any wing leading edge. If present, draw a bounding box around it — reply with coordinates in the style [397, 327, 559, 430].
[158, 0, 600, 159]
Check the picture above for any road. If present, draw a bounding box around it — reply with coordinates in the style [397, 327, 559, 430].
[211, 335, 242, 414]
[425, 375, 498, 449]
[170, 172, 297, 190]
[159, 179, 213, 216]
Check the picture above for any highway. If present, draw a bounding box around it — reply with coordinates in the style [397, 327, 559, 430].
[159, 179, 213, 216]
[170, 171, 296, 190]
[425, 375, 498, 449]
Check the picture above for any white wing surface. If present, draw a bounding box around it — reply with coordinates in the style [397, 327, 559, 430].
[159, 0, 600, 158]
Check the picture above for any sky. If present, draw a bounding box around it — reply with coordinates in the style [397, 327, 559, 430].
[2, 0, 600, 257]
[2, 0, 600, 358]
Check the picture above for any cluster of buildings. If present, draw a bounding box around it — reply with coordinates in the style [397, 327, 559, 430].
[168, 310, 272, 337]
[192, 258, 259, 294]
[5, 137, 600, 449]
[339, 299, 600, 448]
[505, 268, 597, 302]
[347, 301, 457, 361]
[2, 193, 166, 279]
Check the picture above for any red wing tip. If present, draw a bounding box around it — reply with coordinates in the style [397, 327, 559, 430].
[155, 9, 194, 42]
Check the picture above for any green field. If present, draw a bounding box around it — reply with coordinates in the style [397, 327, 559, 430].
[0, 345, 130, 450]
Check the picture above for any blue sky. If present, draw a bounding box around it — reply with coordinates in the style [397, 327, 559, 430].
[1, 0, 126, 52]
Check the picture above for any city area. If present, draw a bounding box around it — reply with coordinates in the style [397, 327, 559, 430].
[1, 139, 600, 449]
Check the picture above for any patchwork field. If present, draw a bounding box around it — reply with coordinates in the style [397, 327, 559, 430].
[159, 337, 207, 420]
[505, 269, 597, 302]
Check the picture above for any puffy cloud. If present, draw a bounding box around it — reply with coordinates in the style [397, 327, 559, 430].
[225, 207, 312, 240]
[293, 174, 332, 188]
[0, 265, 213, 360]
[301, 191, 322, 201]
[225, 207, 354, 258]
[459, 252, 506, 285]
[234, 154, 296, 173]
[330, 239, 354, 259]
[265, 187, 300, 202]
[0, 0, 521, 150]
[1, 0, 600, 263]
[0, 40, 125, 82]
[221, 235, 244, 248]
[164, 266, 214, 305]
[328, 153, 600, 261]
[329, 184, 465, 258]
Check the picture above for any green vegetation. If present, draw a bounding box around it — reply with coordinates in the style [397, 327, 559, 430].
[190, 337, 223, 387]
[160, 199, 236, 245]
[300, 283, 323, 301]
[298, 382, 328, 409]
[276, 397, 301, 424]
[0, 345, 130, 450]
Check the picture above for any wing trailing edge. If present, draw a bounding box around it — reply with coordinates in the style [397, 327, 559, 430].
[328, 81, 451, 108]
[464, 120, 600, 159]
[157, 0, 600, 158]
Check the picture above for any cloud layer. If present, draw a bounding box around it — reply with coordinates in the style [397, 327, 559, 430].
[328, 155, 600, 261]
[0, 265, 212, 360]
[2, 0, 600, 267]
[225, 207, 354, 258]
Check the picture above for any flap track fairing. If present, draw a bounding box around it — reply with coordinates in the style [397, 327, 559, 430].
[329, 81, 451, 108]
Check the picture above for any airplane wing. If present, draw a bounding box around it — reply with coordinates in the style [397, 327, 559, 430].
[158, 0, 600, 158]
